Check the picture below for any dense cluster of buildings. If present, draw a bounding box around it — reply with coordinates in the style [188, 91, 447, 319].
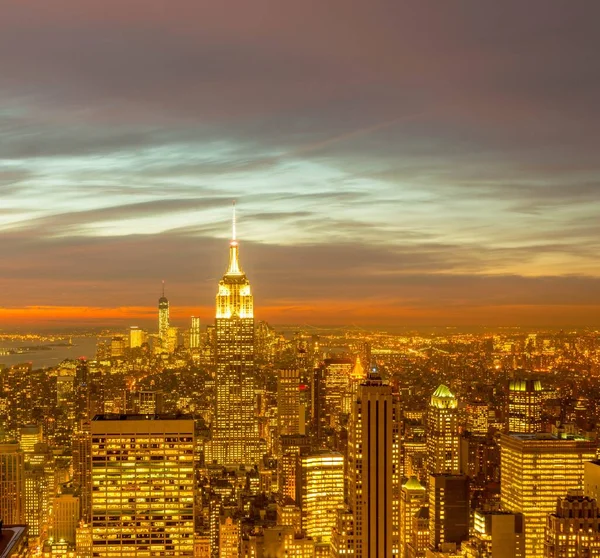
[1, 217, 600, 557]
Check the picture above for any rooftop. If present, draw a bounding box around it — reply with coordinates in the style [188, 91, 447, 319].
[92, 413, 193, 421]
[0, 525, 27, 557]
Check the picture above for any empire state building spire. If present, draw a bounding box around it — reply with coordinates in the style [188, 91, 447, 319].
[226, 200, 243, 276]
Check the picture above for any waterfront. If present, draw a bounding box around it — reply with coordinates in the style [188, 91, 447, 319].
[0, 336, 101, 368]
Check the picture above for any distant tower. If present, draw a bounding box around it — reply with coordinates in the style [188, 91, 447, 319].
[508, 379, 542, 433]
[212, 202, 261, 466]
[189, 317, 201, 350]
[158, 281, 169, 344]
[427, 384, 459, 476]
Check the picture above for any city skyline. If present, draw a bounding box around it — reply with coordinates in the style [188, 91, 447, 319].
[2, 2, 600, 328]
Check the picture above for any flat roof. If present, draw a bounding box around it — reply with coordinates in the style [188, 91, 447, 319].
[0, 525, 27, 556]
[92, 413, 193, 421]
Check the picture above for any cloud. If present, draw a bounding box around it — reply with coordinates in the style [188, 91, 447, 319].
[1, 1, 600, 324]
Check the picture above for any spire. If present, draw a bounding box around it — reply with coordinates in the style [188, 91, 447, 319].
[232, 200, 236, 243]
[159, 280, 168, 303]
[226, 201, 243, 275]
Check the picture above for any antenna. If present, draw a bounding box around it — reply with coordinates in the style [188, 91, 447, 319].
[232, 200, 237, 242]
[162, 280, 165, 298]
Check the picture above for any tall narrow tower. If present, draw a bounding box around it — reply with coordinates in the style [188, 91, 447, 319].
[347, 371, 401, 557]
[427, 384, 459, 476]
[212, 203, 261, 466]
[158, 281, 169, 344]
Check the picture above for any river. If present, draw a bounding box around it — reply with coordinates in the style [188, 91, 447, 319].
[0, 337, 103, 369]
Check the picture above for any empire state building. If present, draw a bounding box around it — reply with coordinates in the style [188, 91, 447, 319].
[211, 206, 262, 466]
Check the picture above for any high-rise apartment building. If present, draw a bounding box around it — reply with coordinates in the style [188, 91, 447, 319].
[400, 477, 427, 558]
[507, 379, 542, 434]
[0, 443, 25, 524]
[90, 414, 195, 556]
[427, 385, 459, 476]
[347, 374, 401, 557]
[429, 474, 469, 551]
[544, 492, 600, 558]
[298, 450, 345, 544]
[212, 207, 261, 466]
[500, 432, 596, 558]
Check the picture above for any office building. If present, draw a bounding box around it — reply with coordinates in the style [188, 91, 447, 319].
[508, 380, 542, 434]
[277, 369, 301, 438]
[462, 510, 524, 557]
[158, 282, 169, 345]
[52, 493, 79, 546]
[500, 432, 596, 558]
[347, 374, 401, 557]
[190, 317, 201, 350]
[406, 506, 429, 558]
[0, 444, 24, 525]
[212, 206, 262, 466]
[298, 451, 344, 543]
[429, 474, 469, 551]
[427, 385, 459, 476]
[129, 327, 146, 349]
[219, 515, 240, 558]
[90, 415, 195, 556]
[544, 492, 600, 557]
[584, 460, 600, 501]
[401, 477, 427, 558]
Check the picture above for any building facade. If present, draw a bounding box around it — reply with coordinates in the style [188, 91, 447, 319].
[90, 415, 195, 556]
[211, 211, 261, 466]
[347, 375, 401, 557]
[500, 433, 596, 558]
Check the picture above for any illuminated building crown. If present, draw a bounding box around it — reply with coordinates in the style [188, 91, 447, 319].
[430, 384, 458, 409]
[216, 202, 253, 319]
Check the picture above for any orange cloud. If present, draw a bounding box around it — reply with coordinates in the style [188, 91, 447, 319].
[1, 302, 599, 329]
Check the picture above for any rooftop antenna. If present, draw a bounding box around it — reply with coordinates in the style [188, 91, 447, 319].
[162, 280, 165, 298]
[232, 200, 237, 242]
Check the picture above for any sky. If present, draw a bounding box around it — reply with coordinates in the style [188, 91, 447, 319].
[1, 1, 600, 329]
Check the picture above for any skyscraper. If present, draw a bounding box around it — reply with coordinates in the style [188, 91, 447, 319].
[347, 373, 401, 557]
[277, 368, 301, 439]
[0, 443, 25, 525]
[158, 281, 169, 345]
[500, 432, 596, 558]
[462, 510, 524, 558]
[429, 474, 470, 551]
[298, 450, 345, 544]
[427, 385, 459, 476]
[544, 492, 600, 557]
[400, 477, 426, 558]
[211, 204, 261, 466]
[507, 379, 542, 434]
[90, 415, 195, 556]
[190, 316, 201, 350]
